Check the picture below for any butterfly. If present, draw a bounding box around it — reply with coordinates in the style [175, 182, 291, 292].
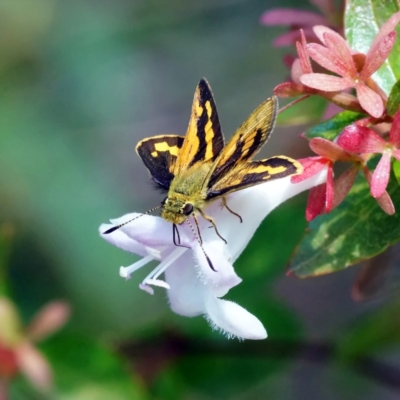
[105, 79, 303, 268]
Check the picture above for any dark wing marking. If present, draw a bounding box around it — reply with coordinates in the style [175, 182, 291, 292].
[174, 78, 224, 173]
[206, 96, 278, 188]
[207, 156, 303, 198]
[136, 134, 184, 190]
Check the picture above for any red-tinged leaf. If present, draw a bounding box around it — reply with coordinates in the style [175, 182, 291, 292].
[338, 125, 386, 153]
[371, 152, 391, 198]
[309, 137, 351, 161]
[333, 166, 359, 208]
[274, 28, 317, 47]
[362, 31, 397, 78]
[291, 156, 327, 183]
[300, 73, 351, 91]
[390, 109, 400, 145]
[306, 184, 327, 221]
[260, 9, 326, 26]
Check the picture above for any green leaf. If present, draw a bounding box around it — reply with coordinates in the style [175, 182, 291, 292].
[38, 334, 147, 400]
[304, 111, 365, 141]
[345, 0, 400, 96]
[288, 171, 400, 277]
[277, 96, 327, 126]
[387, 79, 400, 116]
[393, 160, 400, 185]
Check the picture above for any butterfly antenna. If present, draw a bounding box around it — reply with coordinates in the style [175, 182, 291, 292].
[103, 205, 161, 234]
[185, 217, 216, 272]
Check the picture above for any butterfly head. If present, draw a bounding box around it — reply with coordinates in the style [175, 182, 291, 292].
[161, 196, 194, 225]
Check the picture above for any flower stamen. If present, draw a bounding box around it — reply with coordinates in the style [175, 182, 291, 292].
[140, 247, 187, 293]
[119, 254, 155, 279]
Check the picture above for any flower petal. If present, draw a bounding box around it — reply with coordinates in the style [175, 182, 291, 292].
[371, 153, 391, 198]
[305, 184, 327, 221]
[323, 32, 357, 76]
[355, 82, 384, 118]
[296, 30, 312, 74]
[309, 137, 351, 161]
[113, 213, 191, 248]
[362, 31, 397, 78]
[260, 9, 326, 26]
[368, 11, 400, 55]
[291, 157, 327, 183]
[313, 25, 339, 44]
[27, 302, 71, 343]
[300, 73, 352, 91]
[99, 223, 149, 257]
[225, 169, 328, 260]
[362, 167, 395, 214]
[307, 43, 354, 77]
[390, 110, 400, 146]
[338, 125, 386, 153]
[333, 166, 359, 208]
[204, 294, 267, 340]
[325, 166, 334, 212]
[165, 251, 207, 317]
[16, 342, 52, 391]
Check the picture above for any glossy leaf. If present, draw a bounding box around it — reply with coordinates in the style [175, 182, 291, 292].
[305, 111, 365, 141]
[289, 171, 400, 277]
[345, 0, 400, 95]
[387, 79, 400, 116]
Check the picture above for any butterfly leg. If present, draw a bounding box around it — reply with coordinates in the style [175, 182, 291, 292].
[172, 224, 190, 248]
[197, 208, 227, 244]
[222, 197, 243, 223]
[191, 213, 203, 245]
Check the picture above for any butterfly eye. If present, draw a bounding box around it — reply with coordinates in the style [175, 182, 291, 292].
[182, 203, 194, 216]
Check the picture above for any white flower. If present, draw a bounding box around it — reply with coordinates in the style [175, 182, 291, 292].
[99, 170, 326, 340]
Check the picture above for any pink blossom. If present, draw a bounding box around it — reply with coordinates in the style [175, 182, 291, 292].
[300, 13, 400, 118]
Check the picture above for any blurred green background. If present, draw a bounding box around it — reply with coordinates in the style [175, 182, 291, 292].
[1, 0, 400, 399]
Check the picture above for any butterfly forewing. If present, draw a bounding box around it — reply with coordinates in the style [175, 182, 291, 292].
[204, 95, 303, 198]
[173, 79, 224, 174]
[136, 134, 184, 190]
[206, 96, 278, 187]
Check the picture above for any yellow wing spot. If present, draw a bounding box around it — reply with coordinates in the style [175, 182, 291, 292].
[151, 151, 158, 157]
[154, 142, 180, 156]
[251, 165, 287, 174]
[204, 101, 214, 160]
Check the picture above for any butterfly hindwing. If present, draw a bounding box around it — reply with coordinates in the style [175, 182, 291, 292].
[173, 79, 224, 174]
[136, 134, 184, 190]
[207, 156, 302, 198]
[207, 96, 277, 187]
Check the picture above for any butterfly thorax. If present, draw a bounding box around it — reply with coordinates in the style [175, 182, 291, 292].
[161, 164, 210, 224]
